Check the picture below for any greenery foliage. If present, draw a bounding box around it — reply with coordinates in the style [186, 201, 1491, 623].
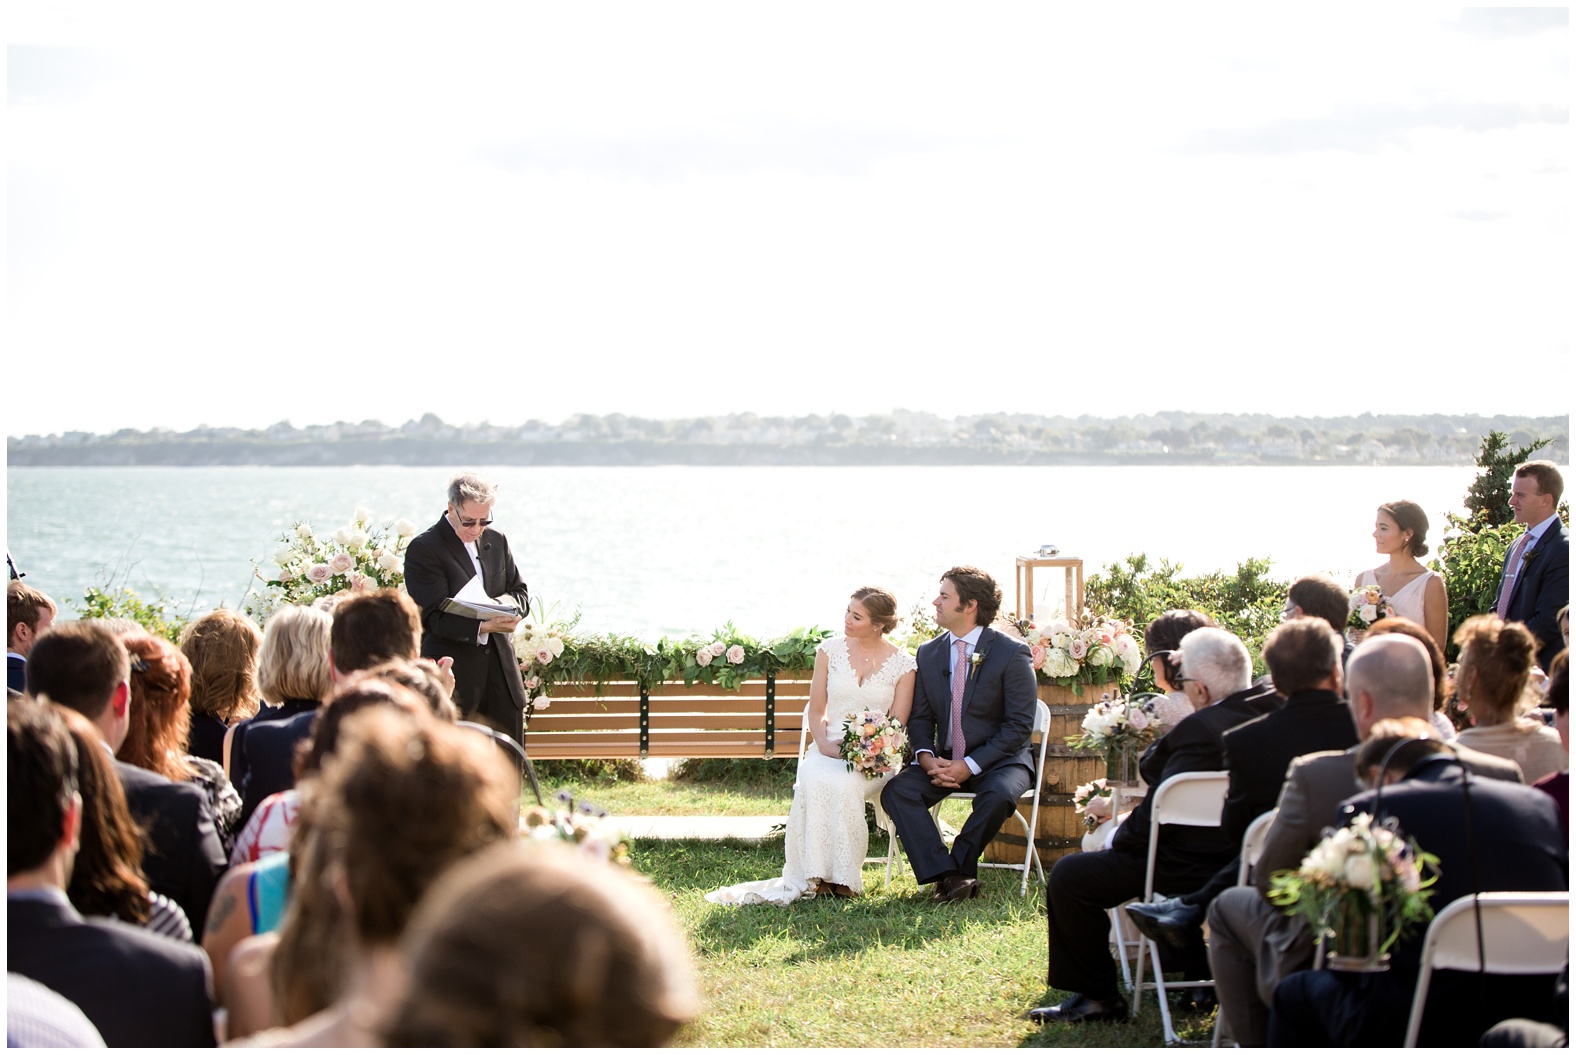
[77, 586, 189, 644]
[1461, 430, 1552, 527]
[520, 623, 833, 695]
[1086, 554, 1288, 674]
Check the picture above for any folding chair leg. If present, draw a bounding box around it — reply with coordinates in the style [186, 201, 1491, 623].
[1148, 937, 1180, 1045]
[1110, 906, 1137, 995]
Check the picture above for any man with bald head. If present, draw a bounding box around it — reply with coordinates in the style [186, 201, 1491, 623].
[1206, 634, 1524, 1046]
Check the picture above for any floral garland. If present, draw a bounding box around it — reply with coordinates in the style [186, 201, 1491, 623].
[1003, 614, 1143, 686]
[246, 509, 417, 621]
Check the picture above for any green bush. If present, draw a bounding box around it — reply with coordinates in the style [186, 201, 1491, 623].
[532, 758, 646, 784]
[78, 586, 189, 644]
[1087, 554, 1288, 674]
[670, 756, 797, 792]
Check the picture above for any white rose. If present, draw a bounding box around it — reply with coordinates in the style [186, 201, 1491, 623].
[1113, 633, 1136, 656]
[696, 649, 713, 667]
[726, 644, 746, 665]
[532, 694, 550, 710]
[295, 523, 313, 539]
[272, 546, 297, 566]
[347, 529, 369, 551]
[394, 518, 417, 538]
[354, 506, 373, 524]
[1049, 619, 1072, 635]
[1359, 604, 1378, 623]
[377, 551, 402, 573]
[329, 552, 356, 574]
[1344, 852, 1374, 889]
[548, 637, 565, 658]
[307, 563, 332, 584]
[334, 527, 354, 546]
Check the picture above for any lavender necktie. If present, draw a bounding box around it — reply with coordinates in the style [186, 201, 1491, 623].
[1495, 532, 1533, 618]
[950, 639, 968, 763]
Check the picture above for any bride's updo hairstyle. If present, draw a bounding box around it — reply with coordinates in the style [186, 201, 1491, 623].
[1378, 500, 1430, 557]
[1143, 610, 1216, 689]
[850, 587, 899, 634]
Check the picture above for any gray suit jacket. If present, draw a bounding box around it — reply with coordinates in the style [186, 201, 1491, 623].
[1254, 740, 1523, 897]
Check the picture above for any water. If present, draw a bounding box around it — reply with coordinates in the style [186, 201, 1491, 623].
[7, 464, 1488, 638]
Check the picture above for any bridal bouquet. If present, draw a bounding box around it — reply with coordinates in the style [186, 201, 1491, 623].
[520, 791, 631, 867]
[247, 509, 418, 620]
[1347, 586, 1396, 633]
[1006, 614, 1144, 687]
[840, 710, 908, 779]
[1266, 811, 1438, 971]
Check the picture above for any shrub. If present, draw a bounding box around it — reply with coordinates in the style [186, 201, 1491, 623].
[78, 586, 189, 644]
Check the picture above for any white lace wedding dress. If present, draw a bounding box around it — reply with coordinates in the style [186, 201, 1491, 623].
[705, 637, 917, 906]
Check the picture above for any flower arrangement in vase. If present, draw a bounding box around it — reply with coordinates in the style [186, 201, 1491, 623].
[246, 509, 417, 620]
[1004, 614, 1144, 689]
[1067, 693, 1162, 784]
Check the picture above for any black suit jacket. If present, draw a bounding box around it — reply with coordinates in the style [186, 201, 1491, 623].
[403, 512, 530, 728]
[229, 699, 319, 834]
[1219, 688, 1358, 848]
[1505, 520, 1570, 671]
[7, 653, 25, 694]
[907, 626, 1036, 774]
[114, 759, 228, 937]
[1111, 684, 1281, 889]
[7, 894, 216, 1046]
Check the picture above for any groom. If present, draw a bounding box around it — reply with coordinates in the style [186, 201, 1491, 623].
[881, 566, 1037, 901]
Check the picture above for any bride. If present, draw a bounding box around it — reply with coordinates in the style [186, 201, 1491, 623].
[1357, 500, 1448, 649]
[706, 587, 916, 906]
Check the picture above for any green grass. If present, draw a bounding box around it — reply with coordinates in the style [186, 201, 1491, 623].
[558, 766, 1219, 1048]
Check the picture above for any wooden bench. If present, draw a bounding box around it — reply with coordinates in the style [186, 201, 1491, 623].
[523, 672, 815, 759]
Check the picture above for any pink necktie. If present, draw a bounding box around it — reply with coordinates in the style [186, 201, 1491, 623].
[950, 639, 968, 763]
[1496, 533, 1532, 618]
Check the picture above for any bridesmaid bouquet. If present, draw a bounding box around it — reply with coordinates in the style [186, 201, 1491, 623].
[1347, 586, 1396, 632]
[840, 711, 908, 779]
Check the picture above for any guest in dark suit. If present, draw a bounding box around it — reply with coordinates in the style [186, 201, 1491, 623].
[404, 472, 530, 743]
[227, 604, 335, 834]
[1269, 726, 1567, 1047]
[26, 622, 228, 936]
[1207, 634, 1524, 1047]
[7, 580, 56, 695]
[1501, 460, 1569, 672]
[1031, 627, 1280, 1025]
[7, 698, 216, 1046]
[1124, 617, 1360, 948]
[880, 566, 1036, 902]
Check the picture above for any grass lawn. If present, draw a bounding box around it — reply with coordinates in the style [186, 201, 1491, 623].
[546, 765, 1218, 1048]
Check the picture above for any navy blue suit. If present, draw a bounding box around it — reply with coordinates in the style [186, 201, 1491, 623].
[1504, 519, 1569, 672]
[880, 626, 1037, 884]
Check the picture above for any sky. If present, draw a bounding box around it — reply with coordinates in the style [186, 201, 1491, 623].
[5, 3, 1570, 435]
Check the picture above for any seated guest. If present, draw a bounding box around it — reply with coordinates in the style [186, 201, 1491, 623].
[1206, 634, 1523, 1047]
[1143, 609, 1217, 731]
[28, 623, 228, 936]
[7, 972, 106, 1048]
[7, 580, 57, 694]
[1031, 628, 1279, 1025]
[57, 706, 192, 941]
[117, 631, 242, 856]
[226, 605, 334, 838]
[381, 842, 699, 1046]
[7, 699, 216, 1046]
[1454, 614, 1567, 783]
[1366, 615, 1453, 738]
[328, 587, 422, 678]
[246, 704, 517, 1046]
[1284, 573, 1355, 666]
[1124, 616, 1359, 950]
[179, 609, 263, 766]
[1532, 649, 1569, 833]
[1269, 719, 1567, 1047]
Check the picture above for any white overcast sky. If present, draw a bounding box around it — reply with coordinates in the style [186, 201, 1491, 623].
[5, 3, 1570, 434]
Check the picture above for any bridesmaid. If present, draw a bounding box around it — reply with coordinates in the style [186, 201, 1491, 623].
[1356, 500, 1448, 650]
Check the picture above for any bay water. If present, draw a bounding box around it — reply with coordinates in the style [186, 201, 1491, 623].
[7, 464, 1487, 639]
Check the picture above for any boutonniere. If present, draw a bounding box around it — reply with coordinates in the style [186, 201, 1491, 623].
[968, 650, 986, 681]
[1521, 545, 1538, 565]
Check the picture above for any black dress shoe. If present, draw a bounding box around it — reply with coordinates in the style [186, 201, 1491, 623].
[1124, 896, 1204, 950]
[1028, 993, 1129, 1025]
[932, 874, 982, 902]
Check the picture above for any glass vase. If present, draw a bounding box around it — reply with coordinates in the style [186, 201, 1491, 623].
[1325, 896, 1391, 972]
[1104, 746, 1139, 787]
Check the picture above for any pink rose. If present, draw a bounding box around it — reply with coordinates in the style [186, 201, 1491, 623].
[524, 675, 540, 690]
[1069, 638, 1088, 660]
[695, 650, 713, 667]
[535, 645, 554, 665]
[708, 641, 727, 659]
[307, 563, 332, 584]
[329, 552, 355, 574]
[531, 694, 550, 710]
[1030, 644, 1047, 669]
[726, 644, 746, 665]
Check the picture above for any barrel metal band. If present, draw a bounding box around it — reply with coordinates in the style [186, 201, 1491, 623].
[639, 687, 650, 759]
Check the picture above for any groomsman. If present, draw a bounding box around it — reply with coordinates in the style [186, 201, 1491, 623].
[1500, 460, 1569, 672]
[880, 566, 1036, 902]
[7, 581, 57, 695]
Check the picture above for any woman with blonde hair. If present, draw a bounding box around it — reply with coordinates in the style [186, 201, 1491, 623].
[1453, 614, 1567, 783]
[178, 609, 263, 764]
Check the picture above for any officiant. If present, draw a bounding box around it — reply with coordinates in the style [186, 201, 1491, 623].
[404, 471, 531, 743]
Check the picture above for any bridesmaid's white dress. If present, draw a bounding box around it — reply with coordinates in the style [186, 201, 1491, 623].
[705, 637, 917, 906]
[1357, 568, 1441, 626]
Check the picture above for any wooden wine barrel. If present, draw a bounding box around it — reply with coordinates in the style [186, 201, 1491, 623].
[982, 681, 1120, 871]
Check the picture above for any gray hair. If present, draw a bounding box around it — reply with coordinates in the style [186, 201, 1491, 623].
[447, 472, 498, 508]
[1346, 634, 1432, 721]
[1176, 627, 1252, 701]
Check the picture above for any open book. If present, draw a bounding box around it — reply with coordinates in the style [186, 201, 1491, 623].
[438, 574, 522, 622]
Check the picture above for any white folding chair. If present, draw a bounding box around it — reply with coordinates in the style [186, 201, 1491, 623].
[1402, 891, 1569, 1047]
[927, 698, 1052, 895]
[797, 703, 899, 884]
[1128, 770, 1231, 1046]
[1211, 807, 1279, 1047]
